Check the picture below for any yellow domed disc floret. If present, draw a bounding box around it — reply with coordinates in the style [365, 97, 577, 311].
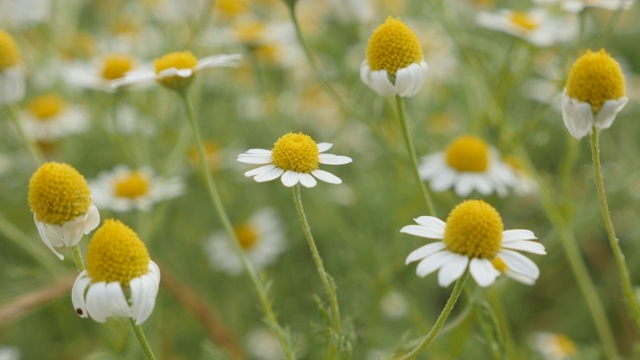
[28, 94, 67, 120]
[445, 135, 490, 172]
[153, 51, 198, 88]
[565, 49, 625, 113]
[444, 200, 503, 259]
[271, 132, 319, 173]
[114, 172, 150, 199]
[509, 12, 538, 31]
[86, 219, 150, 285]
[0, 30, 21, 71]
[366, 17, 423, 76]
[235, 222, 259, 250]
[28, 162, 92, 226]
[101, 53, 135, 81]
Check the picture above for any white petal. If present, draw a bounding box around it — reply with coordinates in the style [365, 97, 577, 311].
[317, 143, 333, 152]
[298, 172, 317, 188]
[83, 205, 100, 235]
[280, 170, 300, 187]
[130, 270, 159, 325]
[499, 250, 540, 279]
[105, 282, 131, 318]
[594, 97, 627, 131]
[469, 258, 500, 287]
[245, 164, 276, 177]
[110, 71, 157, 88]
[237, 154, 273, 164]
[506, 271, 536, 285]
[502, 229, 537, 242]
[195, 54, 243, 70]
[400, 225, 445, 240]
[243, 148, 272, 155]
[454, 175, 475, 197]
[562, 93, 594, 139]
[319, 154, 352, 165]
[369, 69, 397, 96]
[438, 254, 469, 287]
[415, 251, 455, 278]
[405, 242, 446, 264]
[71, 271, 90, 318]
[34, 218, 64, 260]
[395, 62, 427, 97]
[254, 167, 284, 182]
[502, 240, 546, 255]
[430, 169, 456, 192]
[85, 282, 109, 323]
[414, 216, 447, 232]
[311, 169, 342, 184]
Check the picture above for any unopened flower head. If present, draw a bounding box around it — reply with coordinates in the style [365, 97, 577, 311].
[28, 162, 100, 259]
[403, 200, 545, 287]
[562, 49, 627, 139]
[22, 94, 89, 141]
[419, 135, 517, 197]
[0, 29, 25, 103]
[238, 132, 352, 188]
[360, 17, 428, 97]
[72, 219, 160, 325]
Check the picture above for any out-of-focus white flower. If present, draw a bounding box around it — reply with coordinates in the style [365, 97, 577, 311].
[0, 30, 25, 104]
[244, 327, 285, 360]
[380, 291, 409, 320]
[328, 0, 374, 24]
[0, 0, 51, 28]
[63, 53, 138, 92]
[0, 346, 20, 360]
[534, 0, 634, 13]
[533, 332, 578, 360]
[21, 94, 89, 141]
[477, 9, 577, 46]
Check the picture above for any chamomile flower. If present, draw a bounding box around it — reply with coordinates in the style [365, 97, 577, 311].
[403, 200, 545, 287]
[237, 132, 352, 188]
[360, 17, 428, 97]
[562, 49, 627, 139]
[72, 219, 160, 325]
[89, 165, 185, 212]
[21, 94, 89, 141]
[419, 135, 517, 197]
[0, 30, 25, 104]
[205, 208, 286, 275]
[534, 0, 634, 13]
[28, 162, 100, 260]
[63, 53, 137, 92]
[0, 0, 51, 29]
[476, 9, 576, 47]
[533, 332, 578, 360]
[110, 50, 242, 91]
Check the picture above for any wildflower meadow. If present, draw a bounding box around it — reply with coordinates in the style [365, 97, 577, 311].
[2, 0, 640, 359]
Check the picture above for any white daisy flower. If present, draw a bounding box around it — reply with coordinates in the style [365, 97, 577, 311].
[238, 132, 352, 188]
[28, 162, 100, 260]
[562, 49, 627, 139]
[403, 200, 546, 287]
[533, 332, 578, 360]
[476, 9, 576, 47]
[534, 0, 634, 13]
[0, 30, 25, 104]
[419, 135, 518, 197]
[72, 219, 160, 325]
[110, 50, 241, 91]
[379, 291, 409, 320]
[360, 17, 428, 97]
[206, 208, 286, 276]
[62, 53, 138, 92]
[90, 165, 185, 212]
[21, 94, 89, 141]
[0, 0, 51, 29]
[244, 327, 285, 360]
[0, 346, 20, 360]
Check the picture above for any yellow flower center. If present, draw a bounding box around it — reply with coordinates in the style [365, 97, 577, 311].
[271, 132, 319, 173]
[28, 162, 92, 225]
[234, 22, 265, 44]
[366, 17, 423, 75]
[553, 334, 577, 356]
[509, 12, 538, 31]
[491, 257, 508, 273]
[0, 30, 21, 70]
[114, 172, 150, 199]
[27, 94, 67, 120]
[101, 53, 135, 80]
[154, 51, 198, 74]
[235, 223, 259, 250]
[445, 135, 490, 172]
[565, 49, 625, 113]
[86, 219, 150, 285]
[443, 200, 504, 259]
[214, 0, 248, 17]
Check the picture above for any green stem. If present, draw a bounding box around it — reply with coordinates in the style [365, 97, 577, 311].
[178, 92, 295, 359]
[71, 244, 86, 272]
[590, 128, 640, 328]
[129, 319, 157, 360]
[292, 185, 341, 359]
[6, 105, 45, 165]
[395, 96, 436, 216]
[401, 271, 468, 360]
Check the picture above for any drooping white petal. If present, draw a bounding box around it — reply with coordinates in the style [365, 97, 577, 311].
[502, 240, 546, 255]
[245, 164, 276, 177]
[502, 229, 537, 242]
[400, 225, 445, 240]
[405, 242, 446, 264]
[469, 258, 500, 287]
[416, 250, 455, 278]
[298, 173, 318, 188]
[130, 268, 159, 325]
[317, 143, 333, 152]
[85, 282, 109, 323]
[280, 170, 300, 187]
[254, 167, 284, 182]
[71, 271, 91, 318]
[110, 71, 157, 88]
[594, 97, 628, 131]
[368, 69, 397, 96]
[34, 218, 64, 260]
[104, 282, 131, 318]
[499, 250, 540, 279]
[319, 153, 353, 165]
[438, 254, 469, 287]
[562, 93, 594, 139]
[311, 169, 342, 184]
[195, 54, 243, 70]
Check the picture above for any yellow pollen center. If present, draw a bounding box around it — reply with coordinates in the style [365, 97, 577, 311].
[566, 49, 625, 113]
[491, 257, 508, 273]
[445, 135, 490, 172]
[27, 94, 67, 120]
[443, 200, 504, 259]
[554, 334, 577, 355]
[0, 30, 21, 70]
[101, 54, 135, 80]
[28, 162, 92, 225]
[271, 132, 319, 173]
[215, 0, 248, 16]
[154, 51, 198, 74]
[86, 219, 150, 285]
[509, 12, 539, 31]
[114, 172, 150, 199]
[234, 22, 266, 44]
[235, 223, 259, 250]
[366, 17, 423, 75]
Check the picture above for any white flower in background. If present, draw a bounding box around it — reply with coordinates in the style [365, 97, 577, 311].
[72, 219, 160, 325]
[419, 135, 517, 197]
[244, 327, 285, 360]
[206, 208, 286, 276]
[328, 0, 374, 25]
[476, 9, 576, 46]
[145, 0, 209, 23]
[90, 165, 185, 212]
[534, 0, 634, 12]
[379, 291, 409, 320]
[0, 0, 51, 28]
[403, 200, 546, 287]
[112, 104, 156, 136]
[0, 30, 25, 104]
[21, 94, 89, 141]
[63, 53, 137, 92]
[533, 332, 578, 360]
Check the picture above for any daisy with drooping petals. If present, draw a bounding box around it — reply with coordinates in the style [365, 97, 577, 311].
[360, 17, 428, 97]
[206, 208, 286, 276]
[72, 219, 160, 325]
[533, 332, 578, 360]
[419, 135, 518, 197]
[562, 49, 627, 139]
[0, 30, 25, 104]
[238, 132, 352, 188]
[403, 200, 546, 287]
[110, 50, 242, 91]
[21, 94, 89, 141]
[90, 165, 184, 212]
[63, 53, 137, 92]
[28, 162, 100, 260]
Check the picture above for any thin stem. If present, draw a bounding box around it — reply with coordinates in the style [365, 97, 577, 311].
[590, 128, 640, 328]
[6, 105, 45, 165]
[395, 96, 436, 216]
[401, 271, 468, 360]
[129, 319, 157, 360]
[292, 184, 342, 359]
[178, 92, 295, 359]
[71, 244, 86, 272]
